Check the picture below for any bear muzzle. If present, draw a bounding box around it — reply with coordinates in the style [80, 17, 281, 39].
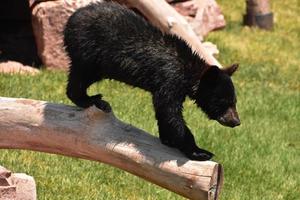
[217, 106, 240, 128]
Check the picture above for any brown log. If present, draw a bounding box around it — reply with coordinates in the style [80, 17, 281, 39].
[116, 0, 223, 67]
[244, 0, 273, 30]
[0, 97, 224, 200]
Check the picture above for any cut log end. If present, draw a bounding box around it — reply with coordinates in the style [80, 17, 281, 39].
[208, 164, 223, 200]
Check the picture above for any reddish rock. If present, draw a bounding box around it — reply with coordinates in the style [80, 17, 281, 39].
[10, 174, 37, 200]
[171, 0, 226, 39]
[172, 1, 198, 17]
[0, 186, 17, 200]
[0, 166, 11, 178]
[31, 0, 103, 70]
[0, 166, 36, 200]
[28, 0, 49, 7]
[0, 177, 10, 187]
[0, 166, 15, 200]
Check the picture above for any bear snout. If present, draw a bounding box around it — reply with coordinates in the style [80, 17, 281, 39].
[217, 107, 240, 128]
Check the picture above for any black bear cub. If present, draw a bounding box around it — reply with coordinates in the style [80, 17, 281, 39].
[64, 2, 240, 161]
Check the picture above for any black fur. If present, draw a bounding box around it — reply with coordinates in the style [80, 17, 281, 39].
[64, 2, 239, 161]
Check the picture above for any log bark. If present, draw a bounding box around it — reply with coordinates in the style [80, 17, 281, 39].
[0, 97, 223, 200]
[116, 0, 223, 68]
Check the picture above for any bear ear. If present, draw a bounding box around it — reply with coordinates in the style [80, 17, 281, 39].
[200, 66, 221, 84]
[223, 63, 239, 76]
[203, 65, 221, 80]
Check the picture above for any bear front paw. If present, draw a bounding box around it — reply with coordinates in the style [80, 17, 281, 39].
[91, 95, 112, 113]
[183, 147, 214, 161]
[159, 136, 214, 161]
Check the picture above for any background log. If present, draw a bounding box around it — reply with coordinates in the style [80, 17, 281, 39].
[0, 97, 223, 200]
[116, 0, 223, 68]
[243, 0, 273, 30]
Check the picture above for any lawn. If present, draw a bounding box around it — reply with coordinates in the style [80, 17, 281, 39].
[0, 0, 299, 199]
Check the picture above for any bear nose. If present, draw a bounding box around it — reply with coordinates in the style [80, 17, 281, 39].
[220, 116, 240, 128]
[226, 109, 240, 127]
[229, 117, 241, 127]
[217, 107, 241, 128]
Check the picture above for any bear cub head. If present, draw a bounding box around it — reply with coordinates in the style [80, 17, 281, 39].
[195, 64, 240, 128]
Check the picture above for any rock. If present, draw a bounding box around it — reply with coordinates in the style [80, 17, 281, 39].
[28, 0, 50, 7]
[0, 166, 15, 200]
[0, 177, 10, 187]
[0, 61, 39, 75]
[0, 186, 17, 200]
[10, 174, 37, 200]
[0, 166, 11, 178]
[171, 0, 226, 39]
[171, 1, 198, 17]
[31, 0, 103, 70]
[192, 0, 226, 37]
[0, 166, 36, 200]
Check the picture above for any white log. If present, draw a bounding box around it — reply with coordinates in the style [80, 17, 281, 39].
[0, 97, 223, 200]
[116, 0, 223, 68]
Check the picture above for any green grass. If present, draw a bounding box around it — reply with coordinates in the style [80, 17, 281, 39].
[0, 1, 299, 199]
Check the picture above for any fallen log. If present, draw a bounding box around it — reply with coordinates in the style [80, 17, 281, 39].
[116, 0, 223, 67]
[0, 97, 223, 200]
